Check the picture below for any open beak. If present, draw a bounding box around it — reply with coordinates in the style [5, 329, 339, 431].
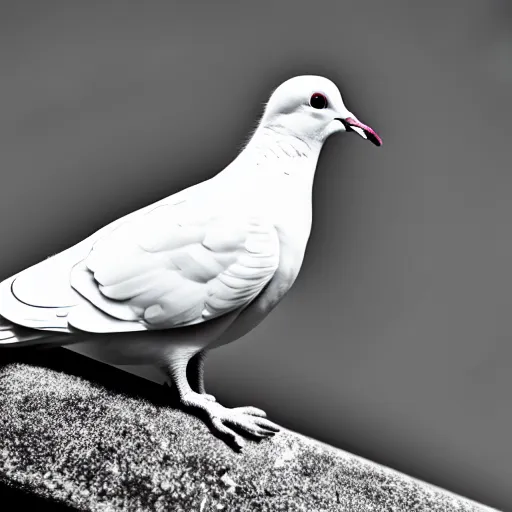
[336, 116, 382, 147]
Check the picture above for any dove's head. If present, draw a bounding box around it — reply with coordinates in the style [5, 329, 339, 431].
[260, 75, 382, 147]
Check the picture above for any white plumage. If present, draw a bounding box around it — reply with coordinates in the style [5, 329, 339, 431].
[0, 75, 381, 448]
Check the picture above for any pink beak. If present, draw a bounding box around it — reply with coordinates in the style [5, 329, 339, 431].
[337, 116, 382, 147]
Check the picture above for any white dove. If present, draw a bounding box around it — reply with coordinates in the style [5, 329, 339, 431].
[0, 75, 381, 449]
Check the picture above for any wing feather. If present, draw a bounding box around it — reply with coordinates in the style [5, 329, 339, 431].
[69, 205, 280, 331]
[0, 181, 280, 336]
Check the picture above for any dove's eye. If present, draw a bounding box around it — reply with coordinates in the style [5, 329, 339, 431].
[309, 93, 328, 109]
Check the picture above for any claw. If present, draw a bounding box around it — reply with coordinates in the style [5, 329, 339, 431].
[212, 417, 245, 449]
[254, 425, 278, 436]
[254, 417, 280, 432]
[179, 392, 279, 448]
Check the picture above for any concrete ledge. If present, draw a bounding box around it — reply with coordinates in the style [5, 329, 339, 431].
[0, 349, 499, 511]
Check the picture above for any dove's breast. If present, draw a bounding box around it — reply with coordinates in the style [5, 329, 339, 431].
[209, 208, 312, 350]
[274, 207, 312, 291]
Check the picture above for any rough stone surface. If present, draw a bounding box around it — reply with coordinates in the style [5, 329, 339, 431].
[0, 350, 500, 512]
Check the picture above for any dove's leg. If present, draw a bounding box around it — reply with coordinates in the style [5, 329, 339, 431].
[187, 350, 215, 401]
[162, 352, 280, 450]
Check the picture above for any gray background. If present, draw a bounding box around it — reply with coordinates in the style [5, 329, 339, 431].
[0, 1, 510, 509]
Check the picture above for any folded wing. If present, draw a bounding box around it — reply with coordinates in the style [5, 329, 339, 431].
[67, 204, 280, 332]
[0, 180, 282, 336]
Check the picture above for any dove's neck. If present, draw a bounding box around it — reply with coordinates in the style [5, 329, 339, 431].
[214, 125, 322, 246]
[245, 124, 322, 169]
[219, 125, 322, 195]
[249, 125, 322, 163]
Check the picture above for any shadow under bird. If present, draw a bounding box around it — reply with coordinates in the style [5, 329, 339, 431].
[0, 75, 381, 449]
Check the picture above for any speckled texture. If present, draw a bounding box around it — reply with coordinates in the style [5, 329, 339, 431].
[0, 358, 499, 512]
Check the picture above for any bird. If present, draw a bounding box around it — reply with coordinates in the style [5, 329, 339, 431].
[0, 75, 381, 450]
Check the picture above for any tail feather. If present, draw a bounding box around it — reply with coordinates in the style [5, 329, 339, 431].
[0, 315, 67, 347]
